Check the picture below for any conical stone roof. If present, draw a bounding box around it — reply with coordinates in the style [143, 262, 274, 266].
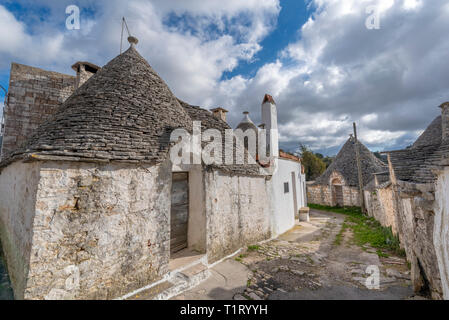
[389, 113, 446, 183]
[236, 112, 258, 133]
[412, 115, 442, 148]
[314, 137, 387, 187]
[5, 46, 193, 164]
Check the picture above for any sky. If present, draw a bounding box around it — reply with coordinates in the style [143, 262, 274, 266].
[0, 0, 448, 156]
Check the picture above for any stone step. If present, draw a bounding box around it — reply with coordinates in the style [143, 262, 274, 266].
[153, 263, 210, 300]
[126, 280, 174, 300]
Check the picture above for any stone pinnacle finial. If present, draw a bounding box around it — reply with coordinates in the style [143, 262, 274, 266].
[439, 101, 449, 109]
[128, 36, 139, 47]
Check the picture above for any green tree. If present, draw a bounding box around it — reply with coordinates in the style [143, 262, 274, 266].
[322, 156, 334, 168]
[299, 144, 326, 181]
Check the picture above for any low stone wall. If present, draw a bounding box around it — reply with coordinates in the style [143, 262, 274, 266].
[364, 180, 444, 299]
[204, 170, 271, 263]
[307, 184, 360, 207]
[395, 183, 443, 299]
[434, 167, 449, 299]
[342, 186, 360, 206]
[307, 184, 332, 206]
[1, 160, 172, 300]
[364, 184, 398, 234]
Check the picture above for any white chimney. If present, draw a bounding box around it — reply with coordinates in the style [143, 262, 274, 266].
[261, 94, 279, 158]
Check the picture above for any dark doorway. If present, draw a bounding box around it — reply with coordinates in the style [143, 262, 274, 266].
[170, 172, 189, 255]
[332, 185, 344, 207]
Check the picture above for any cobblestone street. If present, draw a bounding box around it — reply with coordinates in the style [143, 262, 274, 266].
[175, 209, 415, 300]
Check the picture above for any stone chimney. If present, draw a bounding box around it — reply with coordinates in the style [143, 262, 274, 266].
[71, 62, 100, 89]
[440, 102, 449, 143]
[210, 107, 228, 122]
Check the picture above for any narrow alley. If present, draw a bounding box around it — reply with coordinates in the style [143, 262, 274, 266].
[173, 209, 416, 300]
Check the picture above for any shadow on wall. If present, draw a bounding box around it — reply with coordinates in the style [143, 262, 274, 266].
[0, 241, 14, 300]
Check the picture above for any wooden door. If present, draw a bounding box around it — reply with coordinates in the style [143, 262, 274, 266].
[332, 185, 344, 207]
[170, 173, 189, 254]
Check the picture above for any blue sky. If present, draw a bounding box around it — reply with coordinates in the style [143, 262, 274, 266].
[222, 0, 310, 80]
[0, 0, 308, 108]
[0, 0, 448, 156]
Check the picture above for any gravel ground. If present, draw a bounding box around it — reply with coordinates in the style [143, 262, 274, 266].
[232, 209, 416, 300]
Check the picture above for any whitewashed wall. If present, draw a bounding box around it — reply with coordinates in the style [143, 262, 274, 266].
[271, 158, 305, 236]
[204, 170, 271, 263]
[0, 161, 40, 300]
[1, 160, 173, 300]
[435, 167, 449, 300]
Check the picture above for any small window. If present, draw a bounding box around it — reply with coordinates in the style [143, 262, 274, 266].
[284, 182, 289, 193]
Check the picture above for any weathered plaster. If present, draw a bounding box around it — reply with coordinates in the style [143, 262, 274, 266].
[435, 167, 449, 299]
[365, 185, 398, 235]
[1, 159, 173, 300]
[367, 180, 443, 299]
[204, 170, 271, 263]
[0, 161, 40, 299]
[271, 158, 305, 236]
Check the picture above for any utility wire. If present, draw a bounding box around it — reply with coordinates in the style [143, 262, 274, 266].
[120, 17, 132, 54]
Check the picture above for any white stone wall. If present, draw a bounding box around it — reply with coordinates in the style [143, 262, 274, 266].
[270, 158, 305, 236]
[204, 170, 271, 263]
[435, 167, 449, 299]
[1, 160, 172, 300]
[0, 161, 40, 299]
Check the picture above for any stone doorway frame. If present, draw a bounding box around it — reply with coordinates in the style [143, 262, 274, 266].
[170, 164, 207, 257]
[331, 177, 344, 207]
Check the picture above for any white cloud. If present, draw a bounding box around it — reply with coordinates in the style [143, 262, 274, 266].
[0, 0, 280, 102]
[209, 0, 449, 154]
[0, 5, 28, 54]
[1, 0, 449, 155]
[403, 0, 423, 11]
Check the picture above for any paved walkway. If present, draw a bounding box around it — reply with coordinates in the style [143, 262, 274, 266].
[174, 210, 415, 300]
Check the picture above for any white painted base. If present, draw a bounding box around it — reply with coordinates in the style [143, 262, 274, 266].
[299, 212, 310, 222]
